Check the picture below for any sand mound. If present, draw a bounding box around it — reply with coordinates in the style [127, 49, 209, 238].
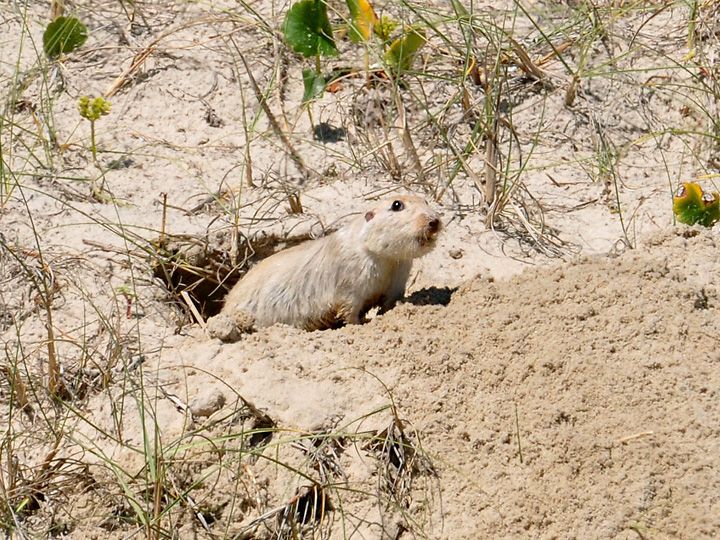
[65, 227, 719, 538]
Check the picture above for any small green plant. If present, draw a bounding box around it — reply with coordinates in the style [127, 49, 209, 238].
[283, 0, 337, 103]
[282, 0, 426, 105]
[673, 182, 720, 227]
[78, 96, 112, 201]
[375, 15, 399, 42]
[78, 95, 111, 164]
[43, 16, 88, 58]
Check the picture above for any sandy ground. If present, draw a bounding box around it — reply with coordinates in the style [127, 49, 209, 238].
[1, 0, 719, 538]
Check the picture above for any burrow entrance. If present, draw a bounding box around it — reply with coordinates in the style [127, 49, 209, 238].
[152, 232, 314, 320]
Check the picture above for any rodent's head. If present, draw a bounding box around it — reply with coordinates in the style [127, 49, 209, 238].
[361, 195, 442, 260]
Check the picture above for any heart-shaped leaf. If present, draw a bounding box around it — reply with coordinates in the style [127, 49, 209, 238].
[385, 27, 426, 73]
[346, 0, 378, 43]
[302, 69, 326, 103]
[672, 182, 720, 227]
[43, 16, 88, 58]
[283, 0, 338, 58]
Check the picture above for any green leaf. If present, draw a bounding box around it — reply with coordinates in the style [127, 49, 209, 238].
[43, 16, 88, 58]
[283, 0, 338, 58]
[302, 69, 326, 103]
[346, 0, 378, 43]
[385, 27, 426, 72]
[673, 182, 720, 227]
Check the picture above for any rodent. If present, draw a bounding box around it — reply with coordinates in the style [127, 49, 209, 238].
[212, 195, 442, 334]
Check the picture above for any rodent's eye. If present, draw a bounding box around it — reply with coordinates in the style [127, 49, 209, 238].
[390, 200, 405, 212]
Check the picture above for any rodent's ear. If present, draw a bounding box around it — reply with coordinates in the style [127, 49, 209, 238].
[365, 211, 375, 222]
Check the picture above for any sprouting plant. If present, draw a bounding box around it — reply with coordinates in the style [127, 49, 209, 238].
[282, 0, 338, 103]
[78, 95, 111, 164]
[116, 284, 136, 318]
[673, 182, 720, 227]
[375, 15, 399, 42]
[282, 0, 425, 105]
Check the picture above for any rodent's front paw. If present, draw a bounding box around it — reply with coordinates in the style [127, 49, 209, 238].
[232, 310, 255, 333]
[207, 311, 255, 342]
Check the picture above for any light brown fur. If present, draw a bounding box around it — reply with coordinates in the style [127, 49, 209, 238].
[218, 195, 441, 331]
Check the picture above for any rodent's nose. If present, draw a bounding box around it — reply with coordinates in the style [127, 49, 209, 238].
[428, 218, 441, 234]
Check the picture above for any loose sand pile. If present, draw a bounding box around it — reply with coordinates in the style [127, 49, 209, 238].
[58, 228, 720, 539]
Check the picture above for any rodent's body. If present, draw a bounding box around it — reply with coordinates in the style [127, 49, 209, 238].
[220, 195, 441, 331]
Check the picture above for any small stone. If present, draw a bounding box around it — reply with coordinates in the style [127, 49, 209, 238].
[449, 248, 464, 259]
[190, 388, 226, 418]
